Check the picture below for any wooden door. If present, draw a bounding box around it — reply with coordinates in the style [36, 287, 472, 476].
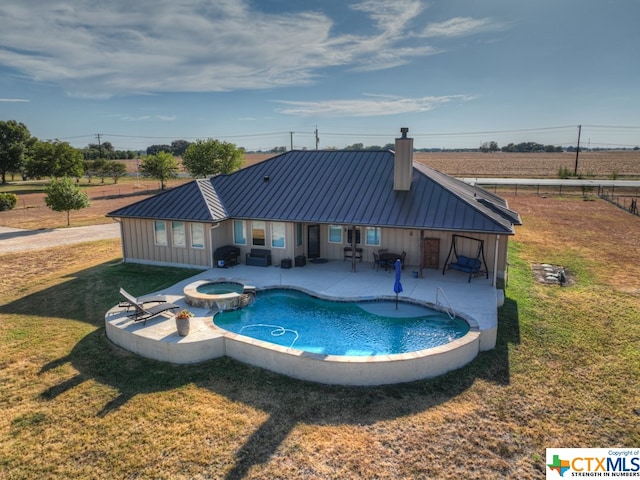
[423, 238, 440, 269]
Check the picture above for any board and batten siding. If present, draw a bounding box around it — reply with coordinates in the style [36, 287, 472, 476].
[120, 218, 213, 268]
[119, 217, 509, 278]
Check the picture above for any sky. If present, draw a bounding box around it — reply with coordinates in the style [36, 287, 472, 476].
[1, 0, 639, 152]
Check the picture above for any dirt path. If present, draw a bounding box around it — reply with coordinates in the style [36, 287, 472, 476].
[0, 223, 121, 253]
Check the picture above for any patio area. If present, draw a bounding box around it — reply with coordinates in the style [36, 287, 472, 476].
[105, 260, 502, 385]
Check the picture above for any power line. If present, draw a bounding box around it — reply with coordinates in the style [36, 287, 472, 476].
[51, 124, 640, 150]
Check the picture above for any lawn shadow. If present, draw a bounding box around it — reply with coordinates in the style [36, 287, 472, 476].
[0, 260, 200, 326]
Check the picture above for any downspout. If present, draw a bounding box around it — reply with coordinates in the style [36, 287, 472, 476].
[419, 229, 424, 278]
[493, 235, 500, 287]
[351, 225, 356, 273]
[209, 223, 220, 269]
[114, 218, 126, 263]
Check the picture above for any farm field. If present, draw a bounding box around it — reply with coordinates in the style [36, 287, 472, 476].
[244, 150, 640, 179]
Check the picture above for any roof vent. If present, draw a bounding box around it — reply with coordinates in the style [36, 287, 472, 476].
[263, 175, 270, 182]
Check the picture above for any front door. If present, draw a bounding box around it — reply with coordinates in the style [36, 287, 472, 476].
[308, 224, 320, 258]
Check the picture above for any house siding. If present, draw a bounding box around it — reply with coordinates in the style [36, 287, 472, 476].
[120, 217, 509, 279]
[121, 218, 213, 268]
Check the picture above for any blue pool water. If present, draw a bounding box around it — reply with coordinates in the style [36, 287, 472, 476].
[213, 289, 469, 356]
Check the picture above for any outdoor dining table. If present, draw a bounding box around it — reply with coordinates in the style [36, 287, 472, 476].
[378, 252, 403, 270]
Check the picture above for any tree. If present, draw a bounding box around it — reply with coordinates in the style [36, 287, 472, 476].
[146, 144, 172, 156]
[26, 140, 84, 179]
[104, 160, 128, 183]
[480, 141, 499, 153]
[44, 176, 91, 226]
[171, 140, 191, 157]
[25, 140, 55, 179]
[140, 151, 178, 189]
[0, 120, 32, 184]
[182, 139, 244, 178]
[51, 141, 84, 179]
[345, 143, 365, 151]
[84, 159, 106, 183]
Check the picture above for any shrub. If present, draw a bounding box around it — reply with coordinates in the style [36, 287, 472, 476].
[0, 192, 18, 211]
[558, 166, 572, 179]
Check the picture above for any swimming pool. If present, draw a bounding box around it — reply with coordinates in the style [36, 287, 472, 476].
[213, 289, 469, 356]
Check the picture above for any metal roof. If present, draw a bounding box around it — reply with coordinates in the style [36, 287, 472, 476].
[107, 179, 227, 222]
[108, 150, 521, 234]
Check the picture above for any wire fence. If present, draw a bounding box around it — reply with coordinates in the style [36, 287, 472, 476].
[14, 183, 166, 210]
[600, 191, 640, 217]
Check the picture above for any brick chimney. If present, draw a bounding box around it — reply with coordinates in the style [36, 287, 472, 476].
[394, 127, 413, 191]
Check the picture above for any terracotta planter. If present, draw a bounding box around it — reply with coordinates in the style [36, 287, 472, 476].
[175, 317, 190, 336]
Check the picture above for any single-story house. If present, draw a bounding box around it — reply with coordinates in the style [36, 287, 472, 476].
[107, 129, 521, 283]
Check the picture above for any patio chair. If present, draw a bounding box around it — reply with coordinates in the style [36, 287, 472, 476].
[373, 252, 389, 271]
[119, 288, 180, 325]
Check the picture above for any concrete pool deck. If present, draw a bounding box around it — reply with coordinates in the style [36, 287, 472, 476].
[105, 260, 501, 385]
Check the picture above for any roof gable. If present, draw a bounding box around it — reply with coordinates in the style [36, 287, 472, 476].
[107, 179, 227, 222]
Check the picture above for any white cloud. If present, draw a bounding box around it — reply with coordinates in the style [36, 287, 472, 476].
[274, 94, 475, 117]
[0, 0, 442, 98]
[0, 98, 29, 102]
[106, 114, 176, 122]
[421, 17, 505, 38]
[0, 1, 505, 98]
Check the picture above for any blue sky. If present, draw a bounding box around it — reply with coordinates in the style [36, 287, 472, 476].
[1, 0, 639, 151]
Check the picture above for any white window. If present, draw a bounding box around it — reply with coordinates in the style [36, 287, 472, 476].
[233, 220, 247, 245]
[172, 221, 186, 247]
[365, 227, 381, 246]
[154, 220, 167, 246]
[328, 225, 342, 244]
[271, 222, 285, 248]
[191, 223, 205, 249]
[252, 221, 266, 246]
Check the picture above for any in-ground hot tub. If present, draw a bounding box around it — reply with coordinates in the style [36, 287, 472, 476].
[183, 279, 255, 311]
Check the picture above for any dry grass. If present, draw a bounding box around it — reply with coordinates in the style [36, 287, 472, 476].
[1, 195, 639, 479]
[0, 179, 188, 229]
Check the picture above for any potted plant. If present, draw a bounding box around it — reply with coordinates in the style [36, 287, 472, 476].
[175, 309, 193, 337]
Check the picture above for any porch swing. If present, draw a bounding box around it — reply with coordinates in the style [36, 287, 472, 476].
[442, 234, 489, 282]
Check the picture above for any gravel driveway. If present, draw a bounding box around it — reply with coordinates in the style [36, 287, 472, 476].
[0, 223, 121, 254]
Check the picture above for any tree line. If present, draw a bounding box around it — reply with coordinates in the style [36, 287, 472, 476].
[0, 120, 245, 187]
[0, 120, 245, 225]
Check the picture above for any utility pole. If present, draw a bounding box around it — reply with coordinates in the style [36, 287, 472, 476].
[289, 131, 294, 151]
[95, 133, 103, 159]
[574, 124, 581, 176]
[315, 126, 319, 150]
